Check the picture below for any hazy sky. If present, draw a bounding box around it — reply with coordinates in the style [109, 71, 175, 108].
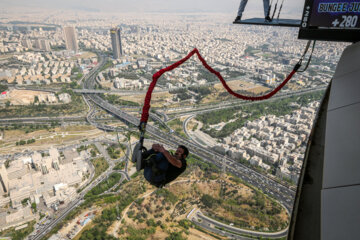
[2, 0, 305, 15]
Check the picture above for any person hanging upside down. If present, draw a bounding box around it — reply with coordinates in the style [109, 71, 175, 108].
[135, 143, 188, 188]
[235, 0, 271, 22]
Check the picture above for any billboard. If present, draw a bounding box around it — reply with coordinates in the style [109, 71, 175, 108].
[299, 0, 360, 42]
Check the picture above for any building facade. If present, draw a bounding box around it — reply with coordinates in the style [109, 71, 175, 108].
[110, 27, 123, 59]
[0, 163, 8, 194]
[63, 26, 78, 52]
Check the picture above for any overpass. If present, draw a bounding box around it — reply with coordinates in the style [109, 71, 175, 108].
[73, 89, 148, 95]
[0, 116, 86, 124]
[165, 86, 327, 121]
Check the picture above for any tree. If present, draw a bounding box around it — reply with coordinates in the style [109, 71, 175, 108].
[4, 159, 10, 168]
[31, 202, 37, 212]
[201, 194, 217, 208]
[146, 218, 156, 227]
[166, 231, 186, 240]
[21, 198, 29, 206]
[0, 84, 8, 92]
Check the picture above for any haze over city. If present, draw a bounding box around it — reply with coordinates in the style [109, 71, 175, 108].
[1, 0, 305, 16]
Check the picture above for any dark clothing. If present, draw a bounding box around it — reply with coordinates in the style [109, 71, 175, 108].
[165, 158, 187, 184]
[144, 150, 169, 185]
[143, 149, 186, 187]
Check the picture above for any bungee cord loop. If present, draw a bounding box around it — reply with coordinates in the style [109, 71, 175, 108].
[139, 41, 314, 137]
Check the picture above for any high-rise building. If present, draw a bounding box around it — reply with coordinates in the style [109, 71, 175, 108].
[0, 163, 8, 194]
[35, 39, 51, 51]
[41, 39, 51, 52]
[63, 26, 78, 52]
[110, 27, 123, 59]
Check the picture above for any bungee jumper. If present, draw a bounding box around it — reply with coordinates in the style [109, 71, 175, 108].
[132, 143, 188, 188]
[132, 40, 315, 188]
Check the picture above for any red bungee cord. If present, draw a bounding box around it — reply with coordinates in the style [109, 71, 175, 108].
[140, 48, 301, 125]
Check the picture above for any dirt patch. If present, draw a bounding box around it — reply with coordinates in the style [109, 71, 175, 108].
[3, 129, 42, 141]
[61, 125, 95, 132]
[4, 89, 58, 105]
[215, 80, 269, 94]
[98, 80, 113, 89]
[187, 118, 199, 131]
[120, 91, 172, 108]
[0, 125, 104, 154]
[188, 228, 223, 240]
[246, 86, 270, 94]
[77, 51, 97, 59]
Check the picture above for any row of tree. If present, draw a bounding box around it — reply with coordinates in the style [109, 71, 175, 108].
[16, 139, 35, 146]
[197, 90, 325, 138]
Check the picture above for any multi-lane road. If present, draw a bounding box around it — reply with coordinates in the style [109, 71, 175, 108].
[165, 86, 326, 121]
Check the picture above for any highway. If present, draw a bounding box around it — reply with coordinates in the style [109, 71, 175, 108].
[193, 210, 288, 239]
[84, 95, 126, 132]
[166, 86, 326, 121]
[0, 116, 86, 124]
